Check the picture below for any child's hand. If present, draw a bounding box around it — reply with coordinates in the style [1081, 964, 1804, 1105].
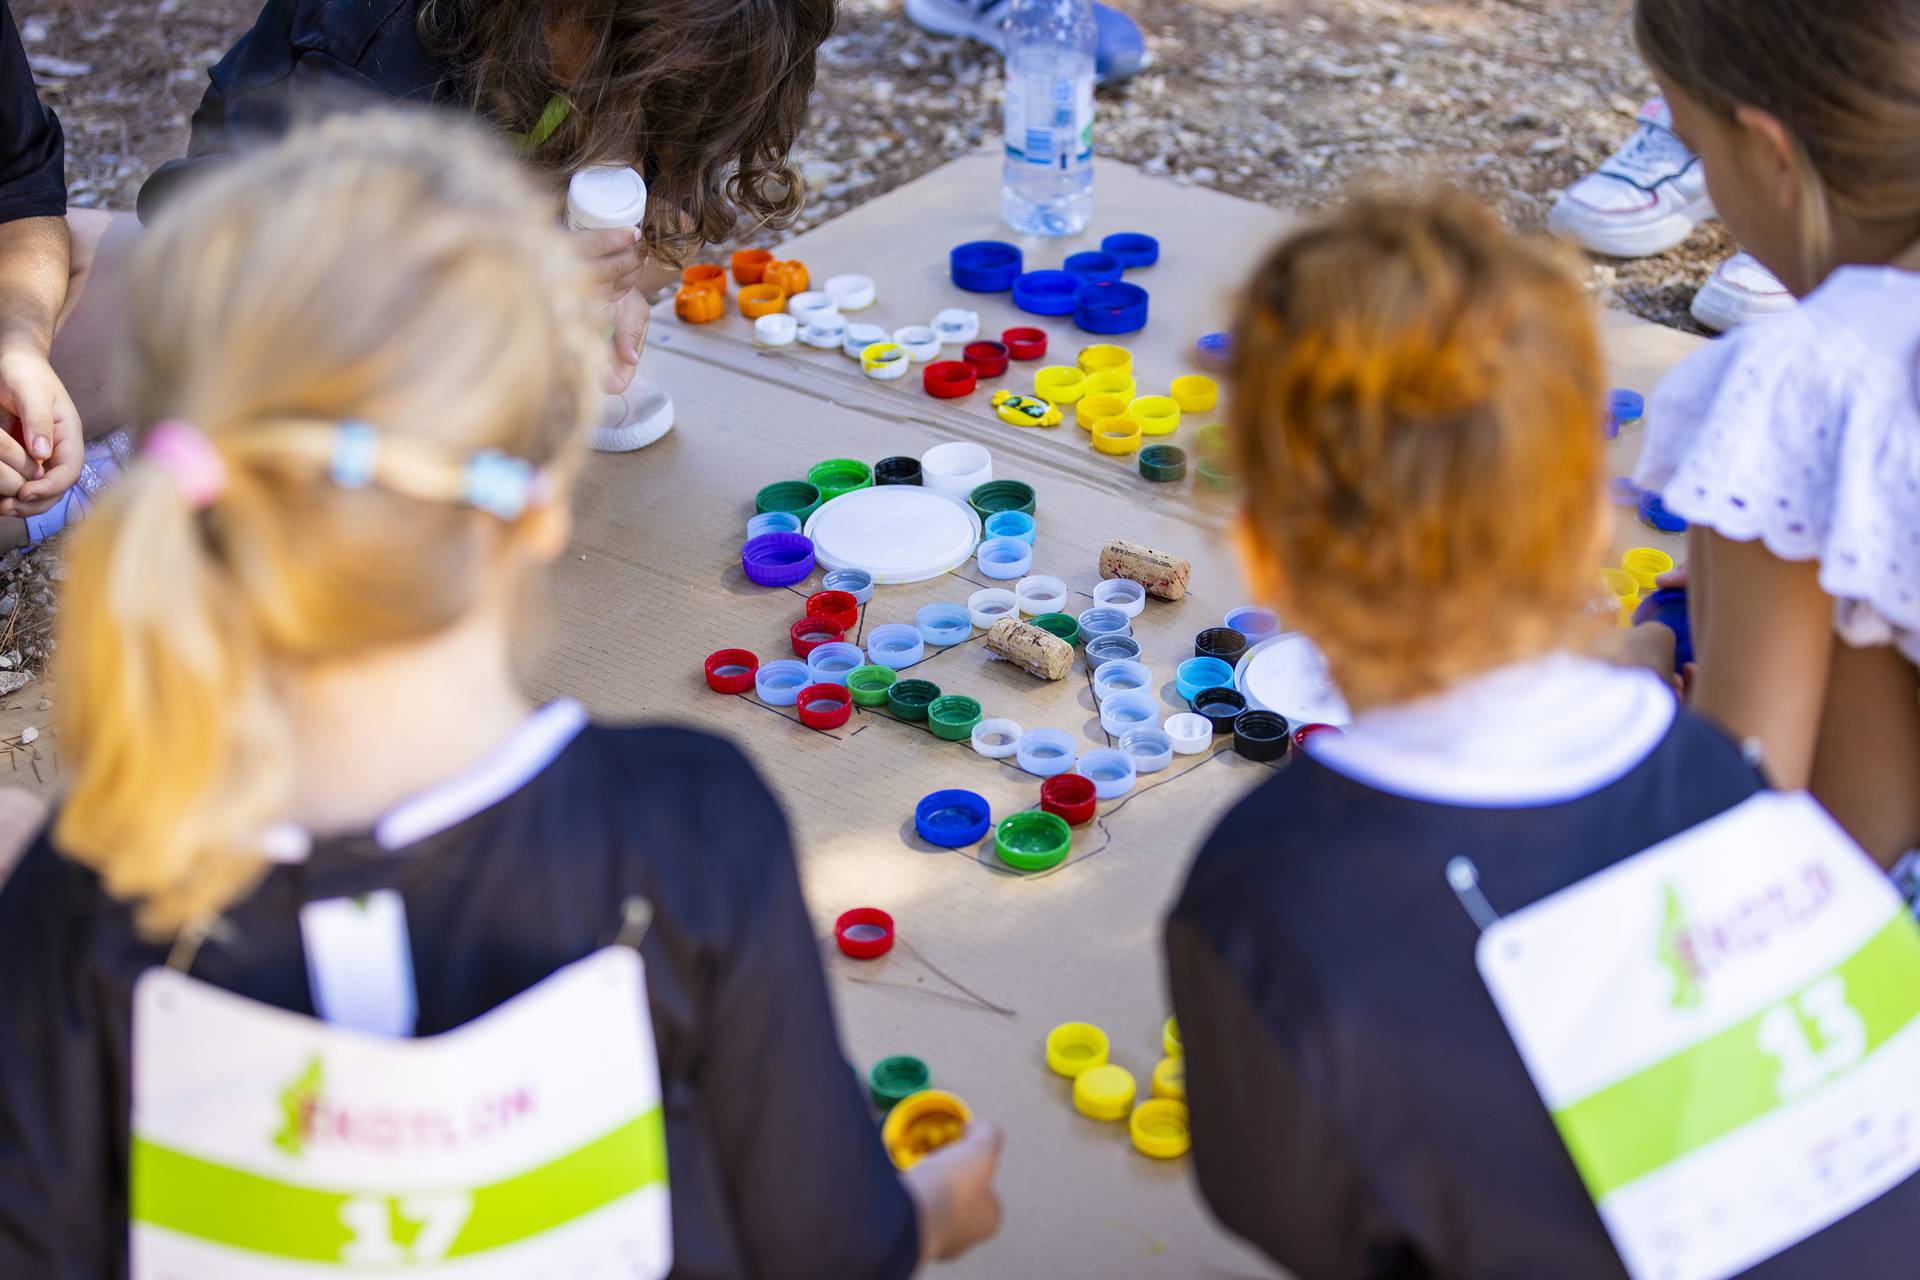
[1657, 561, 1689, 590]
[0, 343, 84, 514]
[576, 226, 649, 304]
[602, 289, 651, 395]
[903, 1120, 1004, 1263]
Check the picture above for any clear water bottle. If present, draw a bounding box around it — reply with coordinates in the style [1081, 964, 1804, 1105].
[1001, 0, 1096, 237]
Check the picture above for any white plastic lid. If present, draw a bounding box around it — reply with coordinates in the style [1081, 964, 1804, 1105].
[803, 486, 983, 584]
[566, 166, 648, 229]
[1234, 632, 1353, 727]
[920, 442, 992, 505]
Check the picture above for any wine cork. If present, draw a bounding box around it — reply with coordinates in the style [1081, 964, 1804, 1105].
[985, 617, 1074, 681]
[1098, 539, 1191, 602]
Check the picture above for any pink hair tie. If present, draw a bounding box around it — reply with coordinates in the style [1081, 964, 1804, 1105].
[143, 420, 227, 510]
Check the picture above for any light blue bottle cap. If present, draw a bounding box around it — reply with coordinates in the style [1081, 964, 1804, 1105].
[1016, 728, 1079, 777]
[916, 603, 973, 646]
[1176, 656, 1236, 703]
[1076, 747, 1138, 799]
[977, 536, 1034, 580]
[823, 566, 875, 604]
[1091, 658, 1153, 702]
[1084, 633, 1142, 670]
[748, 510, 802, 540]
[806, 642, 866, 685]
[983, 510, 1036, 545]
[865, 624, 927, 670]
[755, 659, 811, 706]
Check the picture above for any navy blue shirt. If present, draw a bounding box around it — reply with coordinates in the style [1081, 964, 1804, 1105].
[0, 1, 64, 224]
[1167, 708, 1920, 1278]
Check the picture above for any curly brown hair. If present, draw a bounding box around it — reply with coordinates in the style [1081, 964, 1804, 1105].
[1230, 191, 1607, 708]
[420, 0, 837, 263]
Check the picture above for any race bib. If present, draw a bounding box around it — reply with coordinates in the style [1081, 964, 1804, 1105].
[1478, 792, 1920, 1280]
[130, 946, 670, 1278]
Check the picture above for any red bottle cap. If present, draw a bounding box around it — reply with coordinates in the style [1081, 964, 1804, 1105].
[1040, 773, 1099, 826]
[1294, 722, 1341, 749]
[805, 589, 861, 632]
[1003, 327, 1048, 361]
[835, 906, 896, 959]
[962, 341, 1010, 378]
[923, 360, 978, 399]
[704, 648, 759, 694]
[797, 682, 853, 731]
[790, 616, 845, 658]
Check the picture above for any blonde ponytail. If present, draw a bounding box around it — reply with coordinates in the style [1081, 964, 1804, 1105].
[54, 110, 603, 936]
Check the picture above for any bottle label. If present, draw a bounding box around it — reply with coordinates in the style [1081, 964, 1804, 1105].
[1005, 75, 1094, 169]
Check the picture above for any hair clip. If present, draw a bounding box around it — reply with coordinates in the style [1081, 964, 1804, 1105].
[144, 420, 227, 510]
[464, 451, 541, 521]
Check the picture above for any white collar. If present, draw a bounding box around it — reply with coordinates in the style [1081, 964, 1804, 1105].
[1305, 655, 1676, 808]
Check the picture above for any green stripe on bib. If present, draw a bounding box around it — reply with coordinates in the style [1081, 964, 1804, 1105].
[132, 1107, 666, 1262]
[1553, 911, 1920, 1198]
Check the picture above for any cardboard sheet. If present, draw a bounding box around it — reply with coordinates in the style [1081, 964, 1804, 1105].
[530, 153, 1705, 1278]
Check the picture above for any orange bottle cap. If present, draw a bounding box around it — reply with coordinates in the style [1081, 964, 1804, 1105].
[675, 284, 726, 324]
[738, 283, 788, 319]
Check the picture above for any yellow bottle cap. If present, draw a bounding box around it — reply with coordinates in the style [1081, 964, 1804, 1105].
[1131, 395, 1182, 436]
[1162, 1015, 1183, 1058]
[881, 1088, 971, 1169]
[1085, 369, 1136, 400]
[1046, 1021, 1111, 1077]
[1092, 416, 1142, 456]
[1151, 1055, 1186, 1101]
[1035, 365, 1089, 404]
[1129, 1099, 1191, 1159]
[1077, 344, 1134, 376]
[1621, 546, 1674, 593]
[1169, 374, 1219, 413]
[1076, 392, 1130, 431]
[1074, 1063, 1137, 1122]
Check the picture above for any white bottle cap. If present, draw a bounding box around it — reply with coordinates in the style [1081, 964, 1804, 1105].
[566, 166, 649, 231]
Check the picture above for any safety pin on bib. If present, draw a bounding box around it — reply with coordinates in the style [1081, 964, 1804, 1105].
[1445, 856, 1501, 933]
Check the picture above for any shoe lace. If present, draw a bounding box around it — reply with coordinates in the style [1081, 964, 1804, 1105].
[1600, 121, 1696, 188]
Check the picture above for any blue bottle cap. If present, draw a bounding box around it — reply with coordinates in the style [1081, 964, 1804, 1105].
[1632, 586, 1694, 672]
[1637, 489, 1688, 533]
[983, 510, 1036, 545]
[915, 789, 992, 847]
[977, 536, 1034, 580]
[1175, 656, 1236, 703]
[747, 510, 802, 540]
[950, 240, 1024, 293]
[1084, 633, 1142, 670]
[806, 642, 867, 685]
[1063, 251, 1124, 284]
[1075, 747, 1138, 799]
[1195, 332, 1232, 365]
[915, 603, 974, 647]
[1015, 728, 1079, 777]
[1012, 270, 1083, 316]
[1101, 232, 1161, 269]
[866, 623, 927, 670]
[1073, 281, 1149, 335]
[1610, 388, 1645, 426]
[754, 659, 812, 706]
[1223, 605, 1281, 644]
[822, 566, 875, 604]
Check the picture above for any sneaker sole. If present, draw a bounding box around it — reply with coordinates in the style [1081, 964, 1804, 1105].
[1547, 193, 1715, 259]
[1689, 276, 1796, 333]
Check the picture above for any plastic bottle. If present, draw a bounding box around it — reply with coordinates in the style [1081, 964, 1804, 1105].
[1001, 0, 1096, 237]
[566, 165, 648, 232]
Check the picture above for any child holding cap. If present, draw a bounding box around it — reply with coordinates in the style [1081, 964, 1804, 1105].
[0, 113, 1000, 1277]
[1165, 192, 1920, 1276]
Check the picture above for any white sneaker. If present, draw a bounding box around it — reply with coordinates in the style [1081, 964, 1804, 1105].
[592, 379, 674, 453]
[1549, 100, 1714, 258]
[1689, 252, 1795, 332]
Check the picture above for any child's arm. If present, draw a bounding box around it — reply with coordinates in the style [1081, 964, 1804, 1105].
[1687, 528, 1834, 788]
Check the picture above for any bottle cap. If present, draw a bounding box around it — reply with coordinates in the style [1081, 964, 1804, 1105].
[682, 263, 728, 295]
[1084, 632, 1143, 670]
[1035, 364, 1090, 404]
[867, 623, 927, 670]
[1016, 728, 1079, 777]
[1129, 394, 1182, 436]
[788, 291, 838, 325]
[754, 659, 811, 706]
[924, 360, 978, 399]
[920, 441, 994, 503]
[977, 537, 1033, 580]
[1076, 607, 1132, 642]
[950, 240, 1024, 292]
[754, 479, 822, 520]
[996, 810, 1072, 872]
[1195, 331, 1232, 367]
[1194, 421, 1230, 455]
[1074, 1063, 1138, 1121]
[1151, 1055, 1186, 1101]
[1622, 546, 1674, 592]
[861, 342, 911, 381]
[1074, 281, 1150, 335]
[1046, 1021, 1111, 1077]
[737, 283, 787, 318]
[963, 341, 1011, 378]
[1163, 1015, 1182, 1057]
[982, 510, 1036, 545]
[824, 273, 877, 311]
[1077, 344, 1133, 376]
[1294, 721, 1342, 749]
[741, 531, 816, 587]
[882, 1089, 971, 1170]
[1176, 656, 1236, 703]
[1040, 772, 1099, 825]
[1120, 727, 1175, 774]
[674, 283, 726, 324]
[1099, 691, 1159, 739]
[1632, 586, 1694, 671]
[916, 602, 974, 646]
[731, 247, 773, 284]
[1610, 387, 1645, 429]
[874, 455, 923, 486]
[843, 322, 890, 359]
[704, 648, 759, 694]
[847, 664, 899, 706]
[805, 642, 865, 686]
[801, 314, 849, 349]
[753, 313, 799, 346]
[1638, 489, 1688, 533]
[764, 259, 809, 294]
[1085, 369, 1136, 399]
[1101, 232, 1161, 268]
[1091, 658, 1152, 702]
[1093, 578, 1147, 618]
[1076, 747, 1138, 800]
[914, 788, 990, 847]
[835, 906, 895, 959]
[1090, 416, 1142, 456]
[1192, 684, 1247, 731]
[1223, 605, 1281, 644]
[932, 308, 982, 345]
[805, 587, 862, 632]
[1170, 374, 1219, 413]
[822, 566, 874, 604]
[886, 678, 942, 722]
[927, 694, 983, 741]
[1002, 327, 1049, 361]
[967, 588, 1019, 629]
[1129, 1099, 1190, 1158]
[1021, 606, 1081, 645]
[1075, 392, 1130, 432]
[971, 717, 1024, 759]
[869, 1055, 931, 1111]
[1014, 574, 1068, 615]
[1164, 712, 1212, 755]
[1197, 456, 1237, 492]
[1139, 444, 1187, 481]
[1194, 626, 1249, 664]
[1063, 250, 1124, 283]
[894, 325, 941, 362]
[747, 510, 802, 540]
[1233, 709, 1292, 762]
[796, 682, 852, 730]
[566, 165, 648, 229]
[1013, 269, 1082, 316]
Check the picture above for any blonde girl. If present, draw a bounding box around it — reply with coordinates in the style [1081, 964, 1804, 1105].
[0, 111, 999, 1278]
